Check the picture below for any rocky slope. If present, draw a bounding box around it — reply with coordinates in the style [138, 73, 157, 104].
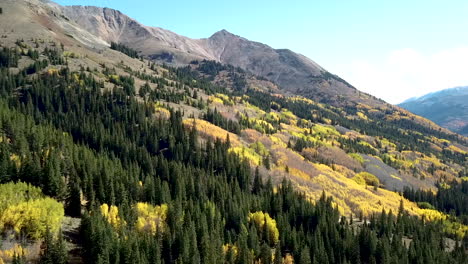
[399, 87, 468, 136]
[60, 4, 371, 106]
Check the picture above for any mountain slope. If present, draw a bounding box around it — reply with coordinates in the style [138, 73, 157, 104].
[60, 5, 215, 62]
[399, 87, 468, 136]
[1, 0, 466, 214]
[60, 4, 466, 139]
[60, 5, 373, 106]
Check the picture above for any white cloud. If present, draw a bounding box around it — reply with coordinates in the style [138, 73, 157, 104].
[333, 46, 468, 104]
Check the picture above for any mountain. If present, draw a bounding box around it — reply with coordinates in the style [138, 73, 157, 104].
[0, 0, 467, 263]
[60, 5, 372, 106]
[399, 86, 468, 136]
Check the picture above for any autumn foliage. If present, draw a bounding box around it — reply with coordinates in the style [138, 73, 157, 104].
[248, 211, 279, 246]
[135, 202, 168, 235]
[0, 182, 64, 239]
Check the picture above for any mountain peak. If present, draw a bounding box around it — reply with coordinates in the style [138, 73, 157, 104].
[210, 29, 238, 39]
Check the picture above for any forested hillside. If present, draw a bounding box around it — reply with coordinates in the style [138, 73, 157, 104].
[0, 36, 466, 263]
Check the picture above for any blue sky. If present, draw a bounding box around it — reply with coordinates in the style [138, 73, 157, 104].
[55, 0, 468, 103]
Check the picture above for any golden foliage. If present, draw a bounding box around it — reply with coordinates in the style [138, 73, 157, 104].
[250, 141, 269, 156]
[357, 111, 369, 121]
[288, 167, 311, 181]
[222, 243, 238, 257]
[447, 145, 467, 154]
[380, 137, 397, 150]
[183, 119, 241, 146]
[63, 51, 77, 58]
[0, 182, 44, 211]
[229, 147, 262, 166]
[0, 182, 63, 239]
[108, 74, 120, 83]
[0, 244, 27, 263]
[348, 153, 364, 165]
[264, 112, 280, 123]
[248, 211, 279, 244]
[420, 154, 443, 167]
[419, 209, 446, 221]
[357, 103, 372, 110]
[100, 203, 124, 228]
[208, 96, 224, 105]
[279, 109, 297, 123]
[298, 164, 423, 216]
[311, 124, 340, 137]
[288, 96, 315, 105]
[390, 174, 402, 181]
[9, 154, 21, 168]
[283, 254, 294, 264]
[353, 172, 380, 186]
[135, 202, 168, 235]
[417, 209, 468, 238]
[0, 198, 64, 239]
[269, 135, 287, 148]
[46, 68, 59, 76]
[154, 106, 171, 119]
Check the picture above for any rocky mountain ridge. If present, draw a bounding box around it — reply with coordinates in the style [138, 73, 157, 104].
[60, 4, 370, 105]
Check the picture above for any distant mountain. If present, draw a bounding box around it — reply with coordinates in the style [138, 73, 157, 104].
[399, 87, 468, 136]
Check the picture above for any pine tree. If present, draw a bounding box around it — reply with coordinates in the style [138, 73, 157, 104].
[39, 228, 68, 264]
[252, 167, 263, 194]
[274, 242, 282, 264]
[299, 246, 311, 264]
[260, 242, 272, 264]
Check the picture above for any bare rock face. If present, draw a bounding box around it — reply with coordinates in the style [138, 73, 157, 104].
[202, 30, 360, 102]
[60, 5, 216, 64]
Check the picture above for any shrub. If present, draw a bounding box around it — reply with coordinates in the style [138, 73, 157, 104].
[417, 202, 435, 210]
[248, 211, 279, 245]
[353, 172, 380, 187]
[135, 202, 168, 235]
[0, 182, 64, 239]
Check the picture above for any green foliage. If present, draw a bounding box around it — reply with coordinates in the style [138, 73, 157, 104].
[0, 47, 19, 67]
[110, 42, 140, 59]
[417, 202, 435, 210]
[353, 172, 380, 187]
[0, 182, 43, 211]
[250, 141, 269, 156]
[39, 228, 68, 264]
[203, 108, 241, 134]
[349, 153, 365, 165]
[404, 180, 468, 225]
[0, 45, 466, 263]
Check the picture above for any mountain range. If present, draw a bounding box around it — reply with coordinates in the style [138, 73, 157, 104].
[58, 2, 374, 106]
[399, 86, 468, 136]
